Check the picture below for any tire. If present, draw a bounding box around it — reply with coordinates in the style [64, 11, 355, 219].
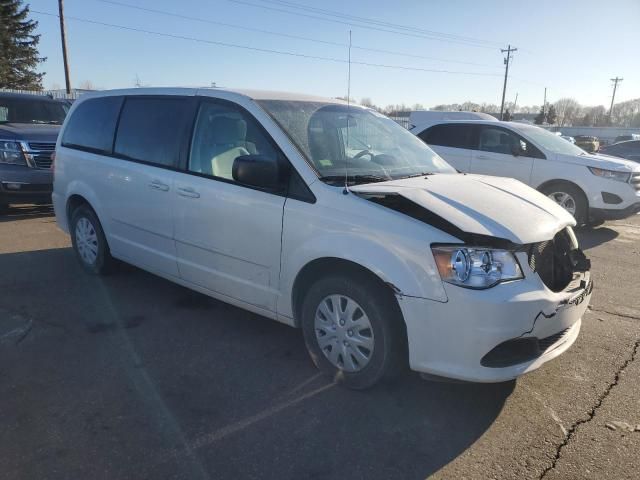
[300, 273, 406, 389]
[540, 182, 588, 225]
[70, 205, 115, 275]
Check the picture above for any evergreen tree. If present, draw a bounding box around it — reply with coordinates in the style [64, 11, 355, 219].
[0, 0, 45, 90]
[546, 105, 558, 125]
[534, 106, 546, 125]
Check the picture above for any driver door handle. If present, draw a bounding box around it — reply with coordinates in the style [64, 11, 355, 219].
[177, 187, 200, 199]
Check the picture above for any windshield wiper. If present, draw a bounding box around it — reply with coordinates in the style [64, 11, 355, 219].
[319, 174, 389, 185]
[396, 171, 436, 179]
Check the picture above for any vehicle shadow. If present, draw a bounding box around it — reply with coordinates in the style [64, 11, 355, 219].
[0, 204, 54, 223]
[575, 225, 619, 250]
[1, 247, 513, 480]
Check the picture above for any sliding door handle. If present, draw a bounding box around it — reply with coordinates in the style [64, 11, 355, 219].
[149, 180, 170, 191]
[177, 187, 200, 199]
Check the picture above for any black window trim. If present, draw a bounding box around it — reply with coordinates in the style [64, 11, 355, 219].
[183, 96, 316, 203]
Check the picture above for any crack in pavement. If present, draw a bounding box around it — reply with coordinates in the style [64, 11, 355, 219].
[588, 307, 640, 321]
[538, 338, 640, 479]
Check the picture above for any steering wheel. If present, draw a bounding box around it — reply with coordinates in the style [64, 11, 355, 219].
[352, 149, 374, 160]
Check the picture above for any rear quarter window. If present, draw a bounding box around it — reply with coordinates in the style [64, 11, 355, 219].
[113, 97, 191, 168]
[61, 96, 123, 153]
[419, 124, 473, 149]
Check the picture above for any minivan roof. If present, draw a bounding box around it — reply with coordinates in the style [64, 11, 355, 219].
[76, 87, 348, 105]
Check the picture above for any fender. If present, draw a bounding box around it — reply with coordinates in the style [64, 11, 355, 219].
[278, 228, 451, 320]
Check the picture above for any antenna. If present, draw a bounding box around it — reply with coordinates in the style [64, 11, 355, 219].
[343, 30, 352, 195]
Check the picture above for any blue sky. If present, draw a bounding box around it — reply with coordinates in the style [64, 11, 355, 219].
[31, 0, 639, 108]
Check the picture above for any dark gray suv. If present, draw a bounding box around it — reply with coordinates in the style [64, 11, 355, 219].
[0, 92, 67, 209]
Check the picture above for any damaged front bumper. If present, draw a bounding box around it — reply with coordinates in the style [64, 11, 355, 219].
[397, 251, 592, 383]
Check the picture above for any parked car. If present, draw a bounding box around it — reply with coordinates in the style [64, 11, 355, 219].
[54, 88, 593, 389]
[409, 110, 495, 132]
[413, 121, 640, 225]
[613, 134, 640, 143]
[0, 92, 65, 210]
[573, 135, 600, 153]
[599, 140, 640, 162]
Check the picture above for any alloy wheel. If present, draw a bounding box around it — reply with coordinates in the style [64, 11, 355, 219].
[547, 191, 577, 216]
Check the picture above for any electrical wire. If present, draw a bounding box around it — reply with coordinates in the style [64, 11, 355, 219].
[31, 10, 504, 78]
[94, 0, 501, 69]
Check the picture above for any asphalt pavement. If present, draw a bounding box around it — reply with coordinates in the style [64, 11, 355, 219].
[1, 205, 639, 480]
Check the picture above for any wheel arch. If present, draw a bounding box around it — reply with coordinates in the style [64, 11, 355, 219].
[536, 178, 589, 206]
[291, 257, 404, 329]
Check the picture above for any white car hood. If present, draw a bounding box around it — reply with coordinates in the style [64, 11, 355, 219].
[351, 173, 575, 244]
[556, 152, 640, 172]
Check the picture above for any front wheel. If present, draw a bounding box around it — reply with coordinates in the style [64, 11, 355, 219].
[301, 274, 406, 389]
[70, 205, 115, 275]
[541, 182, 587, 225]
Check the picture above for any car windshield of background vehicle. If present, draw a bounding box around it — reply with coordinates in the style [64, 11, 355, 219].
[0, 98, 67, 125]
[518, 125, 588, 156]
[257, 100, 456, 185]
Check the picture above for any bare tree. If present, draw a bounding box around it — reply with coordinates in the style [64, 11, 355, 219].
[553, 98, 581, 126]
[78, 80, 95, 90]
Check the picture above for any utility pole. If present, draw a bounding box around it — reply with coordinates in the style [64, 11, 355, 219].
[542, 87, 547, 118]
[58, 0, 72, 94]
[608, 77, 623, 124]
[513, 92, 519, 112]
[499, 44, 517, 120]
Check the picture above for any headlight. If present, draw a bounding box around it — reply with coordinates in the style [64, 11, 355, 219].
[0, 140, 26, 165]
[588, 167, 630, 183]
[432, 246, 523, 289]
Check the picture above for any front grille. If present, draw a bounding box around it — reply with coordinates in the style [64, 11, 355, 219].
[481, 328, 571, 367]
[26, 142, 55, 169]
[528, 230, 575, 292]
[631, 173, 640, 191]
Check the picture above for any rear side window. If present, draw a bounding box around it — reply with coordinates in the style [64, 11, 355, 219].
[61, 97, 123, 153]
[419, 124, 473, 149]
[114, 97, 191, 168]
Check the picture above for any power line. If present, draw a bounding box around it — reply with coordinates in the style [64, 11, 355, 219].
[94, 0, 501, 69]
[31, 10, 504, 78]
[253, 0, 502, 47]
[226, 0, 502, 49]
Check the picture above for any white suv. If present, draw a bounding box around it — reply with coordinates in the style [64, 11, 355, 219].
[53, 88, 592, 388]
[412, 120, 640, 225]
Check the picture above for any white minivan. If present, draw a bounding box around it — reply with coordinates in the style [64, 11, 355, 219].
[412, 120, 640, 225]
[53, 88, 593, 389]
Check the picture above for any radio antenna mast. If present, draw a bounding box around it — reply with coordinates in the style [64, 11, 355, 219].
[343, 30, 352, 195]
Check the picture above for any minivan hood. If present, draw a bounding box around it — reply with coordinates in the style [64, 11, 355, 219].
[556, 152, 640, 172]
[351, 173, 575, 245]
[0, 123, 60, 143]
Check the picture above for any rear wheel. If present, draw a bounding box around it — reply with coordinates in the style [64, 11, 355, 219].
[300, 273, 406, 389]
[70, 205, 115, 275]
[541, 182, 587, 225]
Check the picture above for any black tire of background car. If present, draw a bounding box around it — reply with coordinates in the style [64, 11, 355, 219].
[301, 273, 407, 389]
[540, 182, 588, 226]
[70, 205, 116, 275]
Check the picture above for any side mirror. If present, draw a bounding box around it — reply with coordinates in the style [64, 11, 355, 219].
[232, 154, 280, 190]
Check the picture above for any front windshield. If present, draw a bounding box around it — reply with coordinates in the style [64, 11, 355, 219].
[0, 97, 67, 125]
[257, 100, 455, 184]
[517, 125, 587, 156]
